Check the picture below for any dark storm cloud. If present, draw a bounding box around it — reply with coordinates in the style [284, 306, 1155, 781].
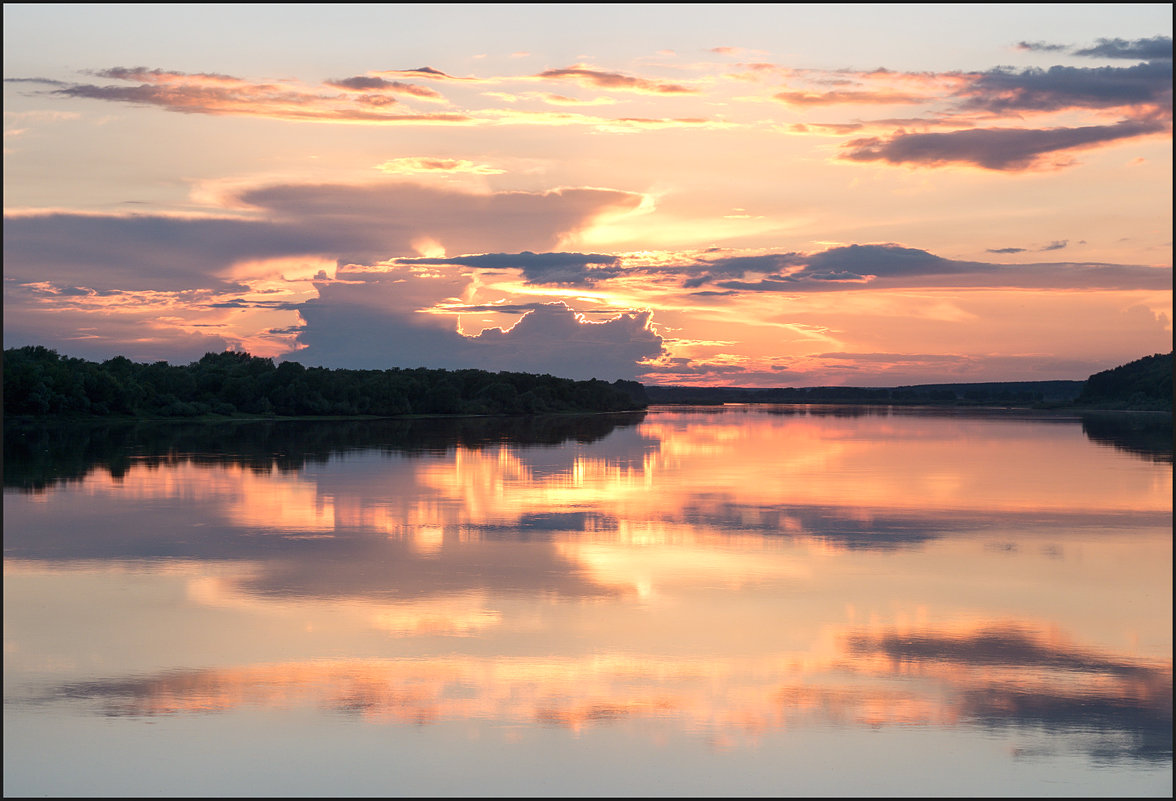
[827, 47, 1173, 172]
[295, 266, 664, 380]
[397, 251, 624, 285]
[1015, 41, 1069, 54]
[1074, 35, 1173, 61]
[683, 244, 1170, 293]
[955, 60, 1173, 113]
[840, 118, 1169, 171]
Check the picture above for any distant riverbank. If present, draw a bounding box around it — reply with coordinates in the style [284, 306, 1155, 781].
[645, 351, 1173, 413]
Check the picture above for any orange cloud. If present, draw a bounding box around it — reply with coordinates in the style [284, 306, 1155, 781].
[774, 89, 925, 106]
[375, 157, 505, 175]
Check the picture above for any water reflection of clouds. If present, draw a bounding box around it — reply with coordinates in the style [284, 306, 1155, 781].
[843, 624, 1173, 763]
[29, 622, 1169, 763]
[186, 577, 507, 636]
[5, 409, 1169, 606]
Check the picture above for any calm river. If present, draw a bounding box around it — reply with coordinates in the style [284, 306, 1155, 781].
[3, 406, 1172, 796]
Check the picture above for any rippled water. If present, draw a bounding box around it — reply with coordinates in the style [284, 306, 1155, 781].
[3, 406, 1172, 796]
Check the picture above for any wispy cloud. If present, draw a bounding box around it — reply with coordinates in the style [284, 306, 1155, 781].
[840, 118, 1170, 171]
[535, 65, 698, 95]
[29, 67, 471, 124]
[376, 66, 474, 81]
[773, 89, 924, 106]
[1074, 36, 1173, 61]
[1017, 36, 1173, 61]
[1015, 41, 1070, 54]
[680, 244, 1171, 292]
[773, 41, 1172, 172]
[375, 157, 505, 175]
[397, 251, 624, 285]
[324, 75, 445, 100]
[10, 64, 724, 131]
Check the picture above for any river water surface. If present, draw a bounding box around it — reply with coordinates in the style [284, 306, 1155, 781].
[3, 406, 1172, 796]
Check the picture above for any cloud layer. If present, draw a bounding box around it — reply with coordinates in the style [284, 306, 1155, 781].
[3, 30, 1171, 384]
[7, 36, 1170, 170]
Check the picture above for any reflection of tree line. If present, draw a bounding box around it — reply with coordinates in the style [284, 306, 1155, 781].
[767, 404, 1173, 461]
[6, 404, 1170, 492]
[646, 382, 1085, 406]
[3, 413, 645, 492]
[1080, 412, 1174, 463]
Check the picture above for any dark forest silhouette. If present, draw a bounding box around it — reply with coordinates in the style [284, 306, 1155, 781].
[3, 347, 1170, 419]
[3, 347, 648, 419]
[1073, 351, 1173, 411]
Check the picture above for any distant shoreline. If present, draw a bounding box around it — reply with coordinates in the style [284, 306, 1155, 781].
[643, 352, 1173, 413]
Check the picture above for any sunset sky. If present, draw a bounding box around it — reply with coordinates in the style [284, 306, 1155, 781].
[3, 3, 1171, 386]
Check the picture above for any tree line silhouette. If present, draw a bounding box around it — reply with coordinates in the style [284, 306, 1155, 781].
[4, 346, 1169, 419]
[1074, 352, 1173, 411]
[643, 382, 1085, 406]
[645, 352, 1172, 412]
[3, 346, 648, 418]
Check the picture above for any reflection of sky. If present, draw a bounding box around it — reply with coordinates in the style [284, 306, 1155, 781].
[3, 409, 1172, 791]
[13, 622, 1171, 765]
[5, 411, 1169, 598]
